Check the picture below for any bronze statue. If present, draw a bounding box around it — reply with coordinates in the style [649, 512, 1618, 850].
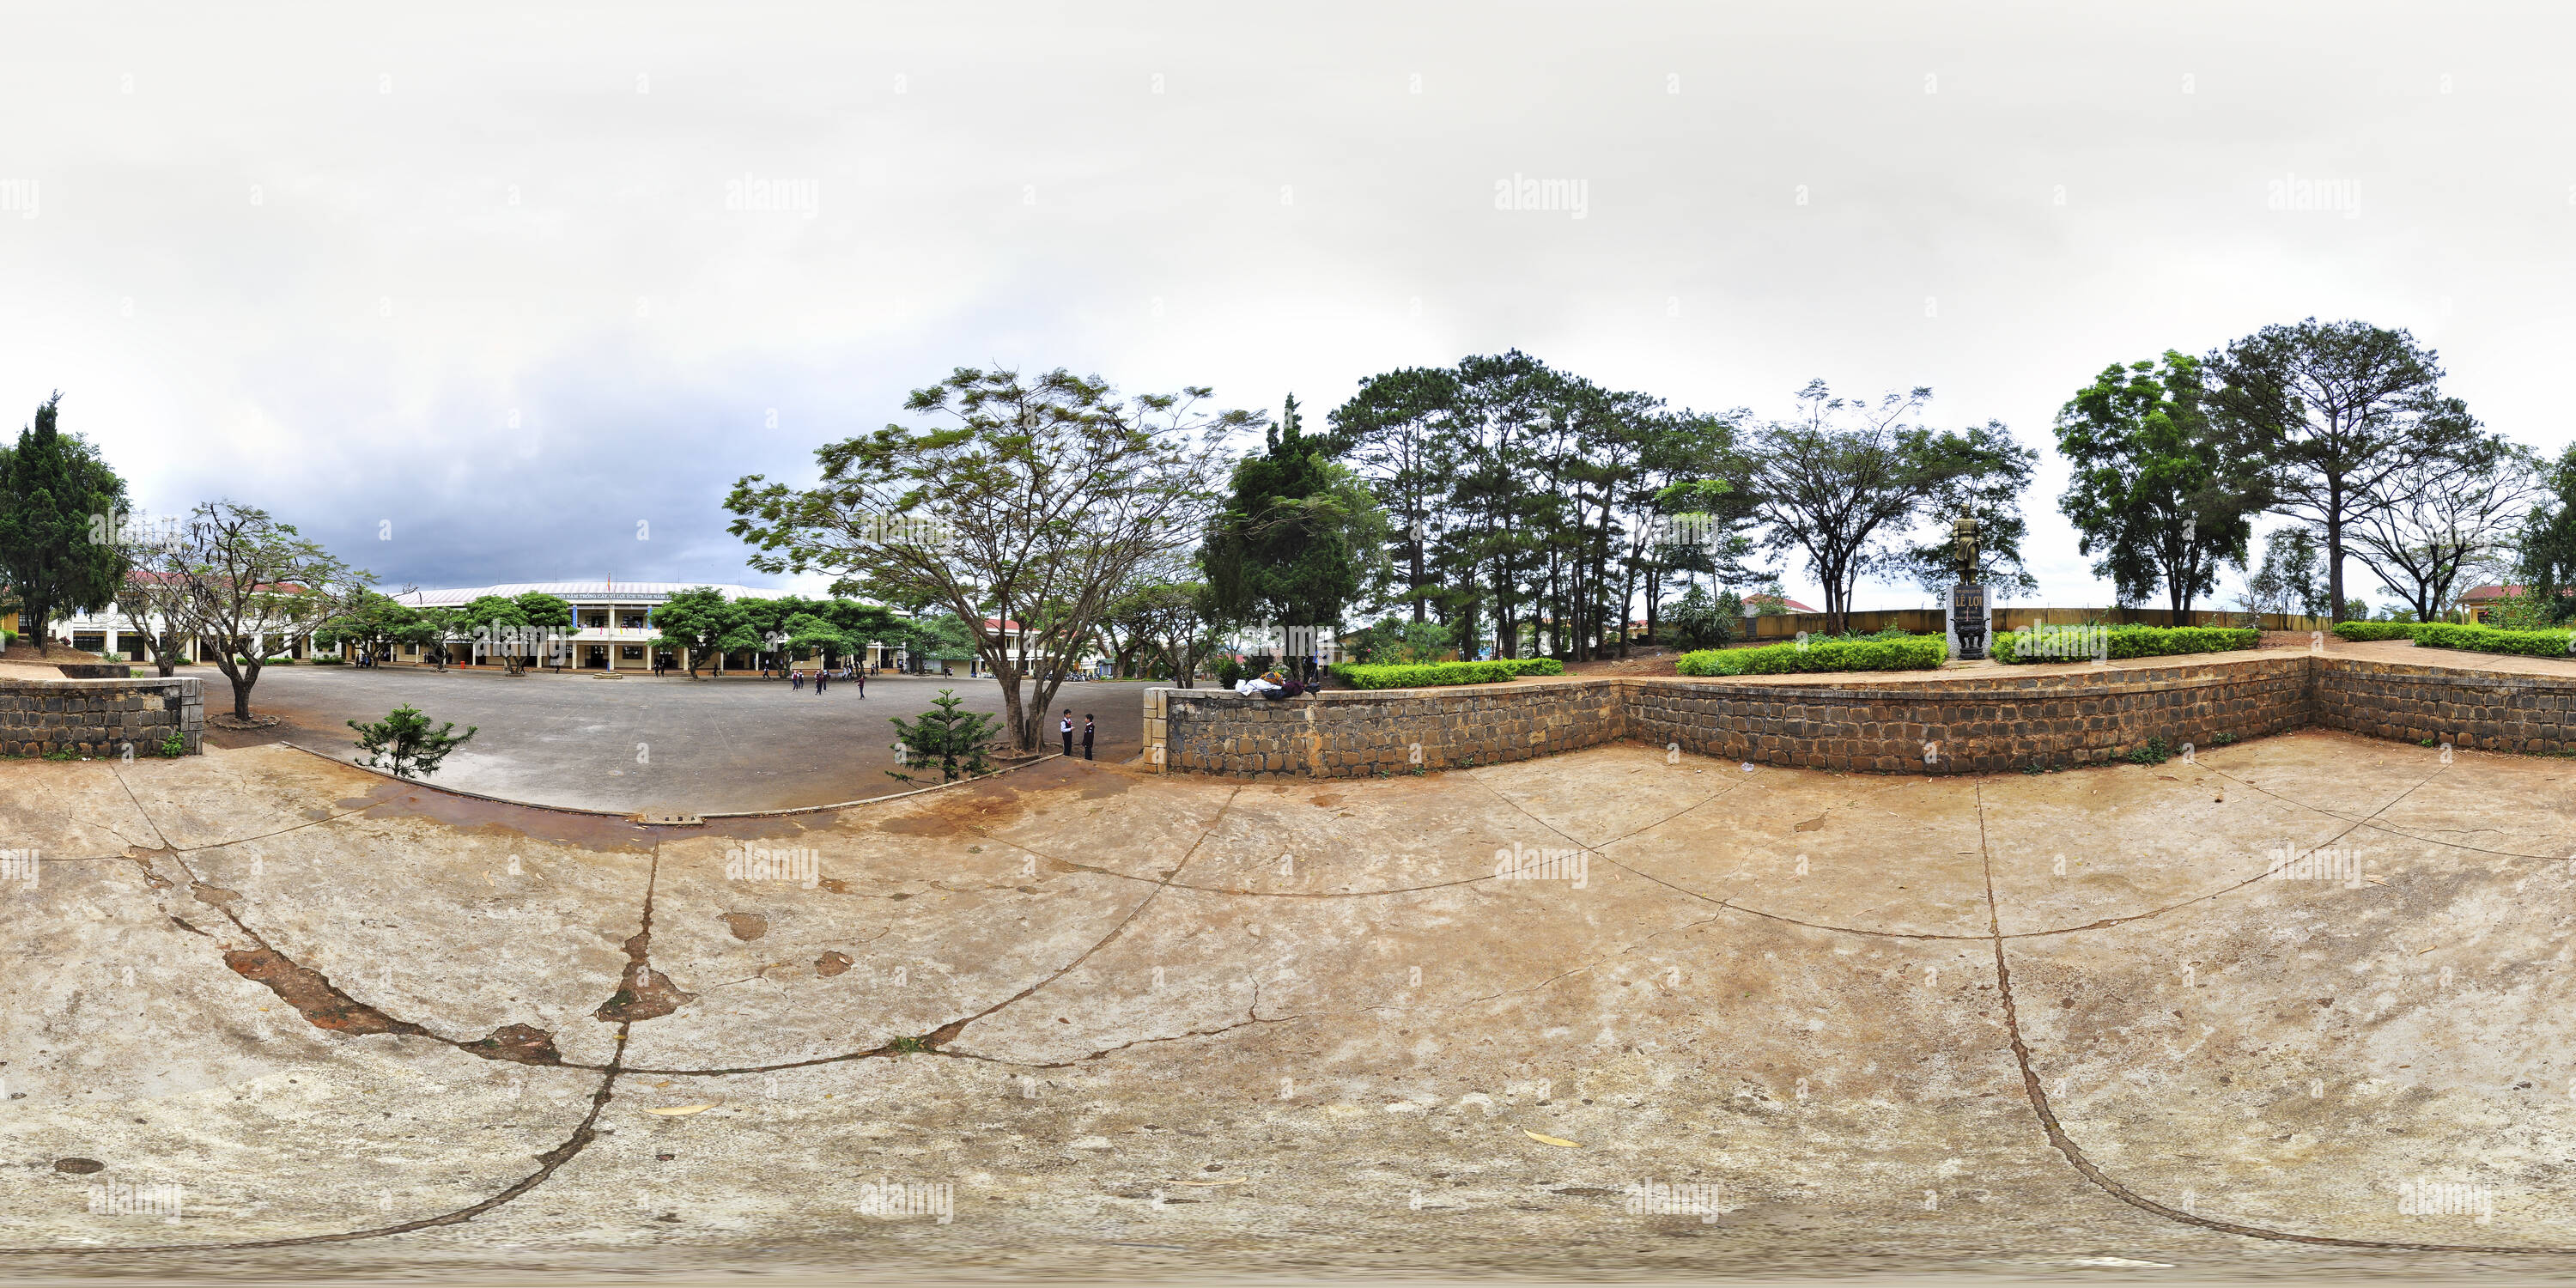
[1952, 514, 1979, 585]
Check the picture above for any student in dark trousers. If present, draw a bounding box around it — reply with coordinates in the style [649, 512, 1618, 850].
[1060, 710, 1073, 756]
[1081, 714, 1095, 760]
[856, 668, 865, 698]
[815, 669, 828, 694]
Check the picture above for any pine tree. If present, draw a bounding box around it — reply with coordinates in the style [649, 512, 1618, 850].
[0, 392, 132, 645]
[887, 689, 999, 784]
[348, 704, 477, 779]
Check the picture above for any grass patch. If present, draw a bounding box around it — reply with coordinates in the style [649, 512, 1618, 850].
[1675, 635, 1949, 677]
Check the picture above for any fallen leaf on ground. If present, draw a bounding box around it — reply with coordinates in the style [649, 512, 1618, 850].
[1522, 1128, 1582, 1148]
[1165, 1177, 1246, 1186]
[645, 1104, 714, 1115]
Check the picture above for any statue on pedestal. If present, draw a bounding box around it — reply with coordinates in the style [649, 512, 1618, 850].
[1948, 513, 1988, 660]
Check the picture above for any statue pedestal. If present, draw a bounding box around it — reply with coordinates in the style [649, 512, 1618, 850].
[1947, 584, 1990, 660]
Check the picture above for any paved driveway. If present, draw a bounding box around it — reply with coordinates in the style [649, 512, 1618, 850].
[197, 665, 1148, 812]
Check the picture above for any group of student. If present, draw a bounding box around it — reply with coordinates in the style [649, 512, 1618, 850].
[1059, 710, 1096, 759]
[779, 665, 864, 696]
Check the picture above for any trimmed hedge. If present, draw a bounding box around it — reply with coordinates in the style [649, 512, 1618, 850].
[2410, 622, 2575, 659]
[1327, 657, 1566, 690]
[1675, 635, 1949, 677]
[2330, 621, 2427, 642]
[1992, 624, 2258, 665]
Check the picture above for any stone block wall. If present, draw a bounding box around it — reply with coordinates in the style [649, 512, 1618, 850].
[2314, 656, 2576, 754]
[1627, 655, 2313, 775]
[0, 674, 203, 758]
[1155, 679, 1625, 777]
[1143, 652, 2565, 779]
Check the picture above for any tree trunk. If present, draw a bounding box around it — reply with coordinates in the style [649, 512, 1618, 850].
[230, 673, 254, 719]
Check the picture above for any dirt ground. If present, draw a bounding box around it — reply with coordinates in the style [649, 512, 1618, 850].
[8, 727, 2576, 1281]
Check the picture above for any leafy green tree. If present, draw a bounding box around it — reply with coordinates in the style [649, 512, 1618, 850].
[1327, 368, 1461, 622]
[1202, 394, 1390, 651]
[726, 365, 1250, 750]
[2054, 352, 2263, 620]
[2348, 435, 2537, 622]
[2242, 528, 2329, 619]
[781, 611, 850, 666]
[1736, 381, 2035, 635]
[2513, 443, 2576, 626]
[1661, 583, 1737, 649]
[316, 590, 419, 667]
[172, 500, 368, 718]
[2206, 319, 2485, 615]
[452, 594, 532, 672]
[349, 704, 476, 780]
[886, 689, 999, 784]
[647, 586, 745, 677]
[0, 392, 131, 645]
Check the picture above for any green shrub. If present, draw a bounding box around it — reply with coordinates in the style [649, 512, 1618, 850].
[2411, 622, 2575, 659]
[313, 655, 347, 665]
[1992, 624, 2257, 664]
[1674, 635, 1949, 677]
[263, 656, 295, 665]
[1327, 658, 1564, 689]
[2330, 621, 2426, 642]
[159, 733, 185, 758]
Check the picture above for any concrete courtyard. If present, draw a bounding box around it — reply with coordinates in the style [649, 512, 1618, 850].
[8, 726, 2576, 1279]
[199, 665, 1148, 813]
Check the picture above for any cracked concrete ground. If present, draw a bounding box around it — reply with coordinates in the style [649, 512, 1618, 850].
[8, 729, 2576, 1282]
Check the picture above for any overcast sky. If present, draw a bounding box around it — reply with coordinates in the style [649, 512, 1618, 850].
[3, 2, 2569, 610]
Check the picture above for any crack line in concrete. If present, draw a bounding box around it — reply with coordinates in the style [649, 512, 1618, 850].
[1971, 780, 2576, 1254]
[606, 785, 1244, 1078]
[0, 1024, 630, 1255]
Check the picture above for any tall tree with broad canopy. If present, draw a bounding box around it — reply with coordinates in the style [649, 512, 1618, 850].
[647, 586, 749, 677]
[113, 512, 202, 675]
[1201, 393, 1391, 669]
[2206, 319, 2485, 618]
[315, 589, 419, 668]
[1327, 367, 1462, 623]
[2054, 352, 2265, 620]
[2513, 445, 2576, 626]
[1736, 381, 2034, 635]
[725, 366, 1251, 751]
[173, 500, 368, 718]
[2348, 434, 2539, 622]
[0, 392, 132, 647]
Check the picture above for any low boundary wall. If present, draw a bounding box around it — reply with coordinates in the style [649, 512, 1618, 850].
[0, 673, 203, 758]
[1146, 653, 2576, 779]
